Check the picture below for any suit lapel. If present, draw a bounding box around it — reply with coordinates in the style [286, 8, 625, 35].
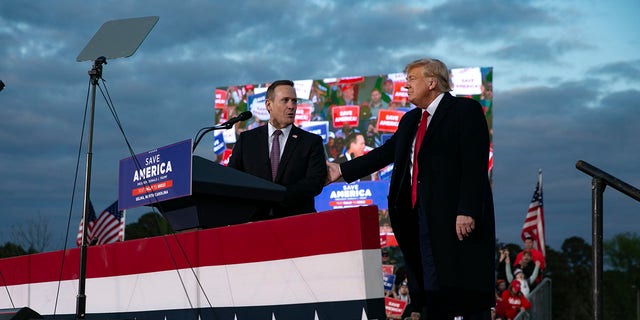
[257, 125, 272, 176]
[423, 92, 452, 145]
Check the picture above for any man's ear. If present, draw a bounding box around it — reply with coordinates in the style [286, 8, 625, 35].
[265, 99, 272, 113]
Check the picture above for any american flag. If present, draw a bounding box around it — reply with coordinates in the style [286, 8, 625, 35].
[521, 170, 546, 256]
[76, 201, 125, 247]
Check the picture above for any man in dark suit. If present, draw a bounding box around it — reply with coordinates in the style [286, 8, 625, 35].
[228, 80, 327, 220]
[327, 59, 495, 319]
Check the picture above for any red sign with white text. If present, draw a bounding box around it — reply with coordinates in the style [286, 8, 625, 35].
[392, 81, 408, 103]
[331, 105, 360, 128]
[376, 109, 406, 133]
[385, 297, 408, 319]
[294, 103, 313, 126]
[215, 89, 227, 109]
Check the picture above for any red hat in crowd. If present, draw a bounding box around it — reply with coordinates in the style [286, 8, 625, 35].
[511, 280, 521, 292]
[342, 84, 354, 91]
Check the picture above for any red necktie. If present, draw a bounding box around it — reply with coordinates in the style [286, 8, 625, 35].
[412, 111, 429, 207]
[270, 129, 282, 181]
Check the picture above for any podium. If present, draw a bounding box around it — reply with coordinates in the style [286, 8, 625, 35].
[153, 156, 286, 231]
[0, 206, 385, 319]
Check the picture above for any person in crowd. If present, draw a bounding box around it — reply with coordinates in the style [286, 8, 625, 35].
[395, 280, 411, 303]
[340, 84, 357, 105]
[336, 132, 367, 162]
[496, 244, 510, 282]
[496, 280, 531, 320]
[382, 78, 394, 102]
[369, 88, 388, 118]
[512, 250, 537, 284]
[495, 279, 508, 308]
[334, 132, 374, 182]
[228, 80, 326, 220]
[334, 123, 360, 140]
[326, 135, 344, 161]
[365, 117, 383, 147]
[326, 58, 495, 319]
[514, 236, 545, 270]
[505, 257, 541, 297]
[358, 102, 372, 133]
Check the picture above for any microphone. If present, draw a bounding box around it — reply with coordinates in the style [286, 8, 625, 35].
[220, 111, 253, 128]
[192, 111, 253, 152]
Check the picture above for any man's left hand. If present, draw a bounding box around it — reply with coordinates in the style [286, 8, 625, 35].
[456, 215, 475, 241]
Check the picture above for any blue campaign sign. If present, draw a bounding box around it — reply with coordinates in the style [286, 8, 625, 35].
[383, 273, 396, 291]
[212, 130, 226, 155]
[118, 139, 193, 210]
[381, 133, 393, 145]
[314, 180, 390, 212]
[300, 121, 329, 143]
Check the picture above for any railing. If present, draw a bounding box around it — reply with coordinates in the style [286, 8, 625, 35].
[514, 278, 552, 320]
[576, 160, 640, 320]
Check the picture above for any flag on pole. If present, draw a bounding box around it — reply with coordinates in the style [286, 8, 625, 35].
[521, 170, 546, 256]
[76, 200, 125, 247]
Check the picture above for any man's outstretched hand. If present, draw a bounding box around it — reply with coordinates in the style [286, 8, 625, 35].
[326, 161, 342, 185]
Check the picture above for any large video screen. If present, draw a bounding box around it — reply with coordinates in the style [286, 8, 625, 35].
[212, 67, 493, 211]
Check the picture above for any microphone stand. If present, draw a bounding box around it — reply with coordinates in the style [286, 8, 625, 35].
[192, 122, 235, 152]
[76, 56, 106, 320]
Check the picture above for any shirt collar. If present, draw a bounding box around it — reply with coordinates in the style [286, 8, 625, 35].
[425, 92, 444, 116]
[268, 122, 292, 137]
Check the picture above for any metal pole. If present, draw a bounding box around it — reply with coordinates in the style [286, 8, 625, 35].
[592, 178, 605, 320]
[76, 57, 105, 320]
[636, 285, 639, 320]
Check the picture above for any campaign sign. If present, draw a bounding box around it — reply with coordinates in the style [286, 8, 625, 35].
[220, 148, 233, 166]
[300, 121, 329, 144]
[214, 89, 227, 109]
[315, 180, 389, 211]
[118, 139, 192, 210]
[451, 67, 482, 96]
[383, 273, 395, 292]
[378, 164, 394, 181]
[376, 109, 406, 133]
[294, 103, 314, 125]
[331, 105, 360, 128]
[248, 91, 269, 121]
[212, 130, 226, 155]
[380, 133, 393, 145]
[392, 81, 408, 102]
[385, 297, 408, 319]
[382, 264, 394, 276]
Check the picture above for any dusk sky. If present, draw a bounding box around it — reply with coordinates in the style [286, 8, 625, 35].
[1, 0, 638, 252]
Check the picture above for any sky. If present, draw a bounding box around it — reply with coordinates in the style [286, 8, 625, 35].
[0, 0, 639, 252]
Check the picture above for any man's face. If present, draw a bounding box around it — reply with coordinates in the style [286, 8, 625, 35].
[524, 239, 533, 250]
[405, 66, 434, 108]
[383, 80, 394, 94]
[267, 85, 297, 129]
[343, 86, 355, 102]
[348, 134, 366, 157]
[370, 90, 382, 103]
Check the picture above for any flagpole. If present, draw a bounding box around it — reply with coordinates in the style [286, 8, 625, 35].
[538, 169, 545, 255]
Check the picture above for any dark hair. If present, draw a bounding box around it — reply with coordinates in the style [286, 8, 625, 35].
[266, 80, 294, 100]
[345, 131, 364, 149]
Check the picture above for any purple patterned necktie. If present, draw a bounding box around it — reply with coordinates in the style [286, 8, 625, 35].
[270, 129, 283, 181]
